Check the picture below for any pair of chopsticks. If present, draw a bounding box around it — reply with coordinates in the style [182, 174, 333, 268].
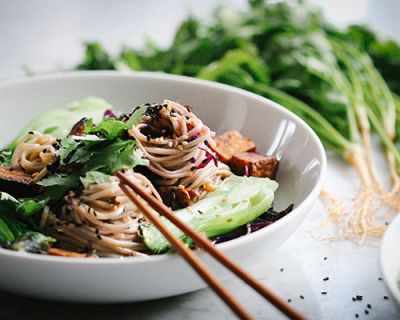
[117, 172, 306, 320]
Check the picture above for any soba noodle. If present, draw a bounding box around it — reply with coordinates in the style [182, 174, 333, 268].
[40, 170, 161, 256]
[12, 131, 59, 181]
[129, 100, 232, 198]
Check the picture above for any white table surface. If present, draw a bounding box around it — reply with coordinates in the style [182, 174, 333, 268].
[1, 1, 399, 319]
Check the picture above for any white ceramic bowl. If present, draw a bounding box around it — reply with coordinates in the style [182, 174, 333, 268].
[381, 214, 400, 306]
[0, 71, 326, 302]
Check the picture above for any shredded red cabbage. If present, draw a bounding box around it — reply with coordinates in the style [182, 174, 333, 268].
[199, 146, 218, 168]
[188, 132, 200, 142]
[212, 204, 294, 244]
[103, 109, 119, 119]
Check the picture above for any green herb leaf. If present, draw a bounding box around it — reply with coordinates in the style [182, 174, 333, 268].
[0, 218, 15, 243]
[0, 149, 12, 166]
[80, 171, 111, 187]
[38, 174, 81, 202]
[17, 198, 49, 217]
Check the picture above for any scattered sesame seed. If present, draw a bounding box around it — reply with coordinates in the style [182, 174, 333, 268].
[300, 295, 304, 300]
[323, 277, 329, 281]
[365, 310, 369, 315]
[321, 292, 327, 295]
[356, 295, 363, 301]
[287, 299, 291, 303]
[352, 297, 356, 302]
[378, 277, 383, 281]
[384, 296, 389, 300]
[355, 314, 359, 318]
[324, 257, 327, 261]
[367, 304, 371, 309]
[280, 268, 284, 272]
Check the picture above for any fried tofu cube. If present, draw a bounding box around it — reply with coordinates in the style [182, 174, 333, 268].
[214, 130, 256, 163]
[229, 152, 279, 179]
[0, 166, 40, 197]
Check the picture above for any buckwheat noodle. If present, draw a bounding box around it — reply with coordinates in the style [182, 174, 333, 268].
[41, 170, 161, 256]
[129, 100, 232, 198]
[12, 132, 59, 181]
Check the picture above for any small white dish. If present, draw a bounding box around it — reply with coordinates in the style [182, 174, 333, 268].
[0, 71, 326, 302]
[381, 214, 400, 306]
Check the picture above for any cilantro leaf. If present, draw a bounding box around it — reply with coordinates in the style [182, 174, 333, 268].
[80, 171, 111, 187]
[85, 138, 147, 173]
[59, 136, 79, 164]
[0, 149, 12, 166]
[38, 174, 81, 202]
[88, 118, 128, 139]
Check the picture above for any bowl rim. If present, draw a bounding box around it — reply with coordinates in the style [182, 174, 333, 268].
[381, 214, 400, 304]
[0, 70, 327, 265]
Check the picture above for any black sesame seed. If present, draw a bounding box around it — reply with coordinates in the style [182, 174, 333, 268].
[384, 296, 389, 300]
[367, 304, 371, 309]
[323, 277, 329, 281]
[378, 277, 383, 281]
[355, 314, 359, 318]
[300, 295, 304, 300]
[97, 234, 102, 240]
[42, 148, 47, 153]
[321, 292, 327, 295]
[28, 131, 34, 134]
[287, 299, 291, 303]
[324, 257, 327, 261]
[365, 310, 369, 315]
[356, 295, 363, 301]
[352, 297, 356, 301]
[280, 268, 284, 272]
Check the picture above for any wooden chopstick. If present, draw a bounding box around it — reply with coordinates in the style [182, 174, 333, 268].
[119, 183, 253, 320]
[117, 172, 306, 320]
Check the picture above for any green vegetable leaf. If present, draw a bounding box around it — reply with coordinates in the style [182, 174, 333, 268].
[10, 232, 55, 254]
[80, 171, 111, 187]
[88, 118, 128, 139]
[59, 136, 80, 164]
[17, 198, 49, 217]
[0, 218, 15, 243]
[126, 105, 147, 128]
[76, 42, 117, 70]
[141, 175, 278, 253]
[86, 139, 148, 173]
[0, 149, 12, 166]
[0, 192, 53, 247]
[38, 174, 81, 202]
[8, 97, 111, 150]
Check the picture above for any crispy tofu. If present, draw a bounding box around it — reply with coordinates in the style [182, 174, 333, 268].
[229, 152, 279, 179]
[0, 166, 40, 197]
[214, 130, 256, 163]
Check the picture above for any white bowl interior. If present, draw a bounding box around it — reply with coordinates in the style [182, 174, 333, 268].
[0, 71, 326, 302]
